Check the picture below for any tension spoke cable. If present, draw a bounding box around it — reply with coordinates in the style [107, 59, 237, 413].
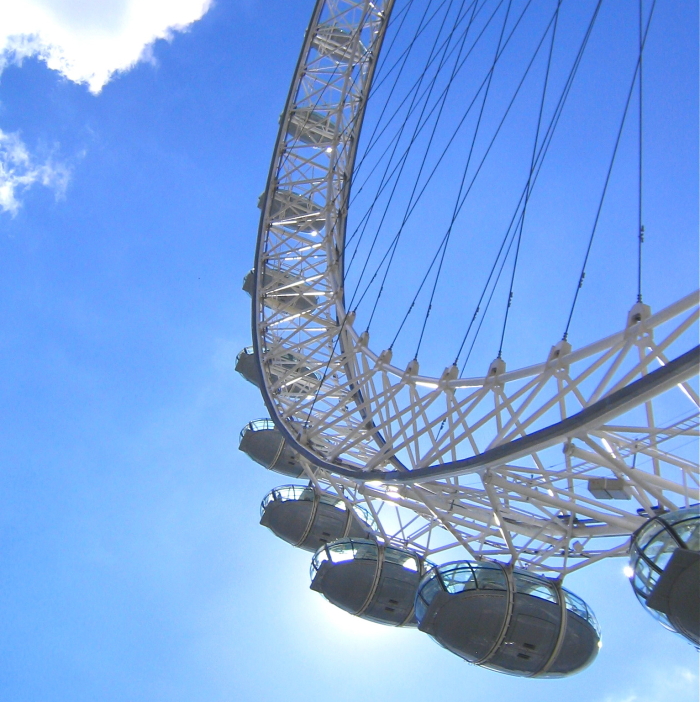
[349, 0, 535, 324]
[562, 0, 657, 341]
[637, 0, 645, 303]
[453, 0, 605, 369]
[375, 0, 556, 348]
[362, 0, 484, 330]
[345, 0, 495, 277]
[352, 0, 490, 189]
[414, 0, 515, 360]
[349, 0, 533, 290]
[352, 0, 448, 179]
[345, 0, 467, 299]
[496, 0, 561, 360]
[346, 0, 501, 240]
[300, 0, 472, 425]
[360, 3, 554, 332]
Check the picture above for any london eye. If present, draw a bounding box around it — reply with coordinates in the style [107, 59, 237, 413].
[238, 0, 699, 675]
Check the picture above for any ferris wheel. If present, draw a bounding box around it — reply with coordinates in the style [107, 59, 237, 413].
[238, 0, 699, 675]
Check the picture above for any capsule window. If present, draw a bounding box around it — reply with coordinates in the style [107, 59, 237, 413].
[415, 561, 602, 676]
[352, 540, 379, 561]
[434, 562, 507, 592]
[629, 505, 700, 634]
[415, 571, 444, 622]
[563, 589, 601, 636]
[475, 564, 507, 591]
[514, 573, 558, 604]
[319, 494, 346, 510]
[675, 520, 700, 549]
[263, 485, 314, 507]
[439, 563, 478, 594]
[328, 543, 357, 564]
[385, 547, 419, 571]
[636, 521, 661, 550]
[643, 530, 679, 570]
[632, 560, 657, 596]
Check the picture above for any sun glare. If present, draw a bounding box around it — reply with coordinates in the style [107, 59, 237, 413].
[312, 598, 397, 641]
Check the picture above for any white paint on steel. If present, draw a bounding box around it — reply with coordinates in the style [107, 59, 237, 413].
[251, 0, 699, 575]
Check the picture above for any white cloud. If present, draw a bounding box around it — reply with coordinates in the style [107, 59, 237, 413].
[600, 666, 699, 702]
[0, 1, 213, 214]
[0, 0, 213, 93]
[0, 129, 69, 215]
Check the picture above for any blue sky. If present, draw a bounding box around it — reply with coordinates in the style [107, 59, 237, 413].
[0, 1, 698, 701]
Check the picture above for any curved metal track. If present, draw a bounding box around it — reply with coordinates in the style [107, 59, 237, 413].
[251, 0, 700, 574]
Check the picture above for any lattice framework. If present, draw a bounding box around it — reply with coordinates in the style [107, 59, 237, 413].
[251, 0, 699, 575]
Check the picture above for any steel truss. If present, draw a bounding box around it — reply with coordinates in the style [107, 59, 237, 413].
[251, 0, 700, 575]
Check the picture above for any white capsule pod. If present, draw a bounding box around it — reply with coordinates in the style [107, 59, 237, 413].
[415, 561, 601, 677]
[268, 188, 326, 233]
[260, 485, 376, 552]
[238, 419, 306, 478]
[243, 268, 319, 315]
[312, 25, 366, 63]
[310, 538, 429, 627]
[287, 107, 337, 146]
[235, 346, 262, 387]
[629, 505, 699, 646]
[236, 346, 321, 397]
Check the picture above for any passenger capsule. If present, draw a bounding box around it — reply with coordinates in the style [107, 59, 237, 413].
[236, 346, 321, 396]
[235, 346, 262, 387]
[629, 505, 699, 646]
[310, 538, 428, 626]
[312, 25, 366, 63]
[269, 189, 326, 233]
[287, 108, 337, 146]
[238, 419, 306, 478]
[415, 561, 600, 677]
[242, 268, 319, 315]
[260, 485, 375, 552]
